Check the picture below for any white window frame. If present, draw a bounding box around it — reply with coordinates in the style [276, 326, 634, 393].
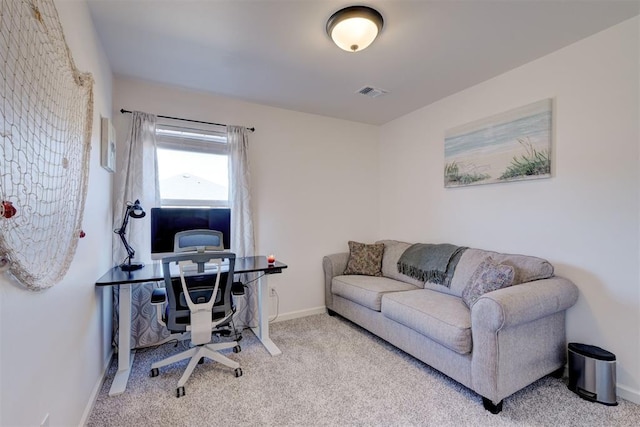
[155, 123, 230, 207]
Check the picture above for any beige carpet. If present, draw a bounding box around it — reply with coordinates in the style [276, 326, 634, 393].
[88, 313, 640, 426]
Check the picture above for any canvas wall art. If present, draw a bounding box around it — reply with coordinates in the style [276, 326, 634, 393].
[444, 99, 552, 188]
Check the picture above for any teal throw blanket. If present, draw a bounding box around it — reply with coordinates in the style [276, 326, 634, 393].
[397, 243, 467, 287]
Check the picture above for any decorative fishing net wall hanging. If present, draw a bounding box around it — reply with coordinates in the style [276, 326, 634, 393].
[0, 0, 94, 291]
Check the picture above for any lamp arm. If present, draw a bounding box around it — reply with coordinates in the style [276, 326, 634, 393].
[118, 231, 136, 260]
[114, 206, 135, 261]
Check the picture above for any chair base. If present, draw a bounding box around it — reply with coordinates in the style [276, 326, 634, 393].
[151, 341, 241, 390]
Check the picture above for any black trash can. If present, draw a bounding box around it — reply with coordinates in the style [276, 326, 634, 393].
[568, 342, 617, 406]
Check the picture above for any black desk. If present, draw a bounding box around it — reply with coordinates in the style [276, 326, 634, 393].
[96, 256, 287, 396]
[96, 256, 287, 285]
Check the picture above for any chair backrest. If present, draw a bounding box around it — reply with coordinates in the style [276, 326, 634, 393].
[161, 251, 236, 335]
[174, 229, 224, 253]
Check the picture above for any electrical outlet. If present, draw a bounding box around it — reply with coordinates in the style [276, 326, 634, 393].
[41, 413, 50, 427]
[269, 287, 276, 297]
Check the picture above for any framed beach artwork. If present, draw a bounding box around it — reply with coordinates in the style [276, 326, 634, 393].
[444, 99, 552, 188]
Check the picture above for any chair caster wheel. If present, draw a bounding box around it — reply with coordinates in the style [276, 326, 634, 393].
[233, 345, 241, 353]
[150, 368, 159, 377]
[235, 368, 243, 377]
[176, 386, 185, 398]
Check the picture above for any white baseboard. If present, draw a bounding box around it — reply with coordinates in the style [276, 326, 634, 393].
[80, 350, 113, 426]
[617, 384, 640, 404]
[270, 306, 327, 323]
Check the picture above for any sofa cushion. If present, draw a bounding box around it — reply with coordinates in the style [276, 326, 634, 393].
[381, 289, 472, 354]
[376, 240, 425, 287]
[426, 248, 554, 297]
[343, 241, 385, 277]
[462, 257, 515, 308]
[332, 275, 419, 311]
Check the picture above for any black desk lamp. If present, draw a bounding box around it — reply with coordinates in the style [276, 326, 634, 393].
[115, 199, 146, 271]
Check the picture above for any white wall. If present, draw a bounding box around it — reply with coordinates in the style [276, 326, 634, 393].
[113, 77, 379, 318]
[379, 17, 640, 402]
[0, 1, 114, 426]
[0, 3, 635, 424]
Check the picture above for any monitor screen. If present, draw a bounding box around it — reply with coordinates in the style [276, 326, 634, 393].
[150, 207, 231, 259]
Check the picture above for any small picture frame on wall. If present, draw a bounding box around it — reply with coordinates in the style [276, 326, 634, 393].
[101, 117, 116, 173]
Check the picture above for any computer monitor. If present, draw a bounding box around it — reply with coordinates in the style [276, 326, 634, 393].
[150, 207, 231, 260]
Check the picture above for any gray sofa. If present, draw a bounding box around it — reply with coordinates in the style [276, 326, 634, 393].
[323, 240, 579, 413]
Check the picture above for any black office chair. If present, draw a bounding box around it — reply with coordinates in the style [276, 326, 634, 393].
[150, 251, 242, 397]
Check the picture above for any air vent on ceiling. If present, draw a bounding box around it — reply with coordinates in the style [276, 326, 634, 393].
[356, 86, 389, 98]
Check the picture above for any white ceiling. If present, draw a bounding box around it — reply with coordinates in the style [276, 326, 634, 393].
[86, 0, 639, 125]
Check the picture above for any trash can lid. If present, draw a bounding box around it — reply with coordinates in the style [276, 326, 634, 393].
[569, 342, 616, 361]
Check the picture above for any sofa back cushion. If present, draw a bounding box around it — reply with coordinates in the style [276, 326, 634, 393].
[427, 248, 554, 297]
[376, 240, 425, 288]
[376, 240, 554, 297]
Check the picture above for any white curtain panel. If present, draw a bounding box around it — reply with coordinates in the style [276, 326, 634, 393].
[112, 111, 167, 349]
[228, 125, 258, 328]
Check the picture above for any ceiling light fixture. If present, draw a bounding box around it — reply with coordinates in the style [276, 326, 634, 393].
[326, 6, 384, 53]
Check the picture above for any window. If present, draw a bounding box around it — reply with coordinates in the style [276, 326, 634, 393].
[155, 123, 229, 207]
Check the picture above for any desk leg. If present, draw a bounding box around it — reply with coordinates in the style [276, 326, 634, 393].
[251, 273, 281, 356]
[109, 283, 135, 396]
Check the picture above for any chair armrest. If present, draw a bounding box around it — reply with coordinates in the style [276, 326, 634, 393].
[471, 276, 579, 331]
[323, 252, 349, 310]
[151, 287, 167, 305]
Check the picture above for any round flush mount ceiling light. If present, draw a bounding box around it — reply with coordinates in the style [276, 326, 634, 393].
[326, 6, 384, 52]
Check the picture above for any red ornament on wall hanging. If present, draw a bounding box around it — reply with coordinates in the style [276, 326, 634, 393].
[1, 201, 17, 219]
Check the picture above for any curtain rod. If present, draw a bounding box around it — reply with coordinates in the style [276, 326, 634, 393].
[119, 109, 255, 132]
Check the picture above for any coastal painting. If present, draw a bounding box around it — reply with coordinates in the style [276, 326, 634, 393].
[444, 99, 552, 188]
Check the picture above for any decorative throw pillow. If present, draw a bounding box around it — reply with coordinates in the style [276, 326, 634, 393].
[343, 241, 385, 277]
[462, 257, 515, 308]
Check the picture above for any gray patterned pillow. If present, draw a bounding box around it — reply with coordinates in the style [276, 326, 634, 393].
[343, 241, 385, 277]
[462, 257, 515, 308]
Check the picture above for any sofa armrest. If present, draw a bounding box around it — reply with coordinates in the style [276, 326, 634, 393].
[323, 252, 349, 310]
[470, 276, 578, 404]
[472, 276, 579, 331]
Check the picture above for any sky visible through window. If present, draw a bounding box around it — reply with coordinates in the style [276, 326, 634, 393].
[157, 148, 228, 201]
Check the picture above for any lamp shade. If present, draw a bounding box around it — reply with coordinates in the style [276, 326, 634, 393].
[129, 199, 146, 218]
[326, 6, 383, 52]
